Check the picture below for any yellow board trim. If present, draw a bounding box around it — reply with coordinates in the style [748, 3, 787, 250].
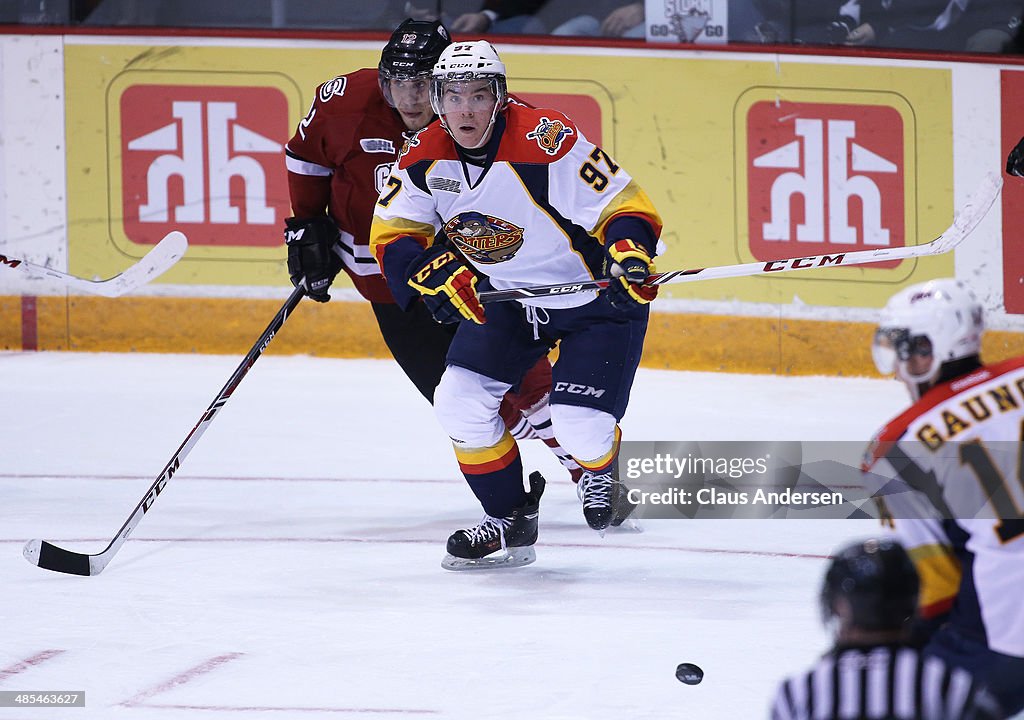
[4, 296, 1024, 377]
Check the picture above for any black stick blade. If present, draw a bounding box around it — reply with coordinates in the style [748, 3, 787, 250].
[23, 540, 93, 576]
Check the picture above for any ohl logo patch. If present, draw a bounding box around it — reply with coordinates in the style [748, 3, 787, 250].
[119, 85, 290, 247]
[746, 101, 904, 268]
[444, 212, 525, 264]
[526, 117, 574, 156]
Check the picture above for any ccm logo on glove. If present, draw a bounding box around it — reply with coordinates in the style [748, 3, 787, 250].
[406, 246, 486, 325]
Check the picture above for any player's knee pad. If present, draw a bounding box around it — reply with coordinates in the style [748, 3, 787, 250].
[434, 365, 512, 448]
[549, 404, 617, 464]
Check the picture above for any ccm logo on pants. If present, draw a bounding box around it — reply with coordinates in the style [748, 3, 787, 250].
[554, 382, 605, 398]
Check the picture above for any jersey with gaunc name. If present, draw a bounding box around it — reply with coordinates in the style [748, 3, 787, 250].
[370, 102, 662, 309]
[285, 67, 409, 303]
[863, 356, 1024, 658]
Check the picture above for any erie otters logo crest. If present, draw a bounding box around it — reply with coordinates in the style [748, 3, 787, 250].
[526, 117, 574, 155]
[444, 212, 525, 264]
[397, 130, 422, 160]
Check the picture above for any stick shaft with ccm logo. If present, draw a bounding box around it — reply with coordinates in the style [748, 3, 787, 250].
[478, 173, 1002, 304]
[23, 283, 307, 576]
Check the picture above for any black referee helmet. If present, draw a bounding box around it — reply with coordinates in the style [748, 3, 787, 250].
[821, 537, 920, 631]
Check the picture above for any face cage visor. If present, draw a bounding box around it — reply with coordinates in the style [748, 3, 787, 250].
[378, 69, 431, 109]
[429, 74, 506, 147]
[872, 327, 936, 380]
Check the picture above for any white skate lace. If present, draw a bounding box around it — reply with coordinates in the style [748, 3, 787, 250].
[577, 472, 614, 509]
[523, 305, 550, 341]
[466, 515, 512, 551]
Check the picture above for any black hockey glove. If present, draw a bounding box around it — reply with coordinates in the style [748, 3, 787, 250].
[605, 239, 658, 311]
[284, 216, 342, 303]
[406, 245, 486, 325]
[1007, 136, 1024, 177]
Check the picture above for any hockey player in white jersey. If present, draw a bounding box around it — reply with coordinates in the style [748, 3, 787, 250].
[370, 40, 663, 569]
[863, 278, 1024, 715]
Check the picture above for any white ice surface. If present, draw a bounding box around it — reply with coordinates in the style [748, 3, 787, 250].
[0, 352, 910, 719]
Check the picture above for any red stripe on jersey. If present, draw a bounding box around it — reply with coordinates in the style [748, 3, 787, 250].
[457, 443, 520, 476]
[866, 356, 1024, 468]
[921, 595, 955, 620]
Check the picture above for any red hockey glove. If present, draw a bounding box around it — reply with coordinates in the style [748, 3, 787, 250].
[406, 246, 486, 325]
[606, 239, 658, 310]
[284, 215, 342, 303]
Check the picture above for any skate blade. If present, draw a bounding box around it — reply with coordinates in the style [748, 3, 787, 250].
[593, 518, 643, 538]
[441, 546, 536, 571]
[611, 517, 643, 533]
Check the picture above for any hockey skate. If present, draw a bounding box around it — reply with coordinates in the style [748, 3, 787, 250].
[442, 472, 546, 571]
[577, 468, 637, 533]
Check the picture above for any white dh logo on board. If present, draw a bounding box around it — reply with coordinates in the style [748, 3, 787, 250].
[753, 118, 898, 246]
[127, 100, 281, 225]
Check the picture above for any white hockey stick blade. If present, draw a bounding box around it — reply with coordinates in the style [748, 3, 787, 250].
[0, 231, 188, 297]
[478, 173, 1003, 303]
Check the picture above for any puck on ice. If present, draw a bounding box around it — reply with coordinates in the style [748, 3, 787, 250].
[675, 662, 704, 685]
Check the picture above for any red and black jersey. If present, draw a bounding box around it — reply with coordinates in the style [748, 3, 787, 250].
[285, 67, 410, 303]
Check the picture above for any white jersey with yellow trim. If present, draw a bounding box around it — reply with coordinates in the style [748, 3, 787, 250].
[370, 102, 662, 309]
[863, 356, 1024, 658]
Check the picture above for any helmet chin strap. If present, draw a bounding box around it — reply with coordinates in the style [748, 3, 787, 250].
[460, 122, 494, 150]
[897, 358, 939, 401]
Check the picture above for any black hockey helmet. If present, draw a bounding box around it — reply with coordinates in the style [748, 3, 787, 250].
[820, 537, 920, 631]
[379, 18, 452, 82]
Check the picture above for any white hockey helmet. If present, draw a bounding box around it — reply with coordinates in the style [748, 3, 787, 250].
[872, 279, 984, 394]
[430, 40, 508, 148]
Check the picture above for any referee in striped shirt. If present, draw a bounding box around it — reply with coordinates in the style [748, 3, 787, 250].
[770, 538, 1003, 720]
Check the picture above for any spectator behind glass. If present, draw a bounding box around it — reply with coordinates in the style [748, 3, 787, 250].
[405, 0, 548, 34]
[827, 0, 1023, 52]
[550, 1, 645, 38]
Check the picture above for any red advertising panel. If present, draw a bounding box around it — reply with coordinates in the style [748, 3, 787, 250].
[120, 85, 291, 247]
[746, 101, 905, 268]
[1001, 71, 1024, 314]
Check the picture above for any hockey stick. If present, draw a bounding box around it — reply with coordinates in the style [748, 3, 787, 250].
[0, 231, 188, 297]
[478, 173, 1003, 304]
[23, 283, 307, 576]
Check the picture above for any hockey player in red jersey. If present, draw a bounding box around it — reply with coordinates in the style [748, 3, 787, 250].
[864, 279, 1024, 715]
[282, 19, 581, 481]
[371, 41, 663, 569]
